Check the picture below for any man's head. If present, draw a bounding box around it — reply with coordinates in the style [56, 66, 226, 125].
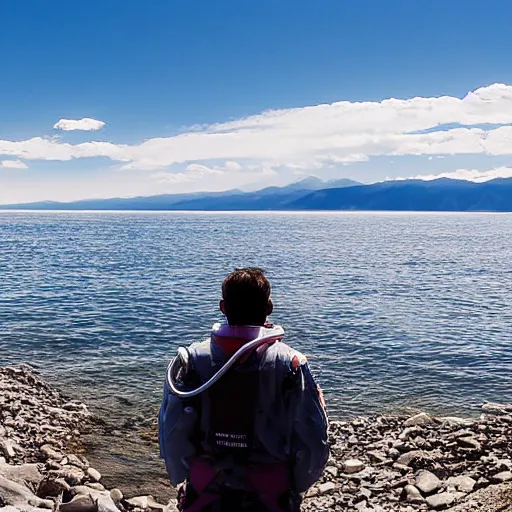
[220, 267, 273, 326]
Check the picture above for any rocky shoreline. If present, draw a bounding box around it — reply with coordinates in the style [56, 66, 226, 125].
[1, 365, 512, 512]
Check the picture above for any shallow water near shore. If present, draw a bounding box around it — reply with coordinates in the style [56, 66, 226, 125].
[2, 211, 512, 487]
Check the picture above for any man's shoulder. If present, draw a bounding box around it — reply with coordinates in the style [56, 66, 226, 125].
[263, 341, 307, 368]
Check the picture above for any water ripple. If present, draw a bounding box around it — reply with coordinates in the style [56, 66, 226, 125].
[1, 211, 511, 421]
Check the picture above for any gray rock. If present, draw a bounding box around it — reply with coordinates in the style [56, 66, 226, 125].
[324, 465, 338, 478]
[125, 496, 150, 509]
[388, 448, 400, 459]
[404, 484, 424, 504]
[446, 475, 476, 493]
[59, 494, 96, 512]
[343, 459, 365, 474]
[317, 481, 336, 495]
[87, 468, 102, 482]
[415, 470, 442, 494]
[396, 450, 427, 466]
[52, 466, 85, 486]
[86, 483, 106, 492]
[0, 439, 16, 460]
[0, 463, 43, 486]
[96, 496, 121, 512]
[40, 445, 63, 461]
[367, 451, 388, 464]
[426, 492, 458, 509]
[490, 471, 512, 483]
[0, 475, 53, 509]
[109, 489, 123, 502]
[457, 437, 482, 451]
[438, 416, 474, 427]
[404, 413, 435, 427]
[67, 455, 87, 469]
[36, 477, 71, 498]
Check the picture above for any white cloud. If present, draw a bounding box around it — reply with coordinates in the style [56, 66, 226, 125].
[1, 84, 512, 172]
[53, 118, 106, 131]
[153, 162, 227, 184]
[0, 159, 28, 169]
[392, 166, 512, 183]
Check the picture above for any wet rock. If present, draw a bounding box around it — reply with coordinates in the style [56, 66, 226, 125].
[51, 466, 85, 486]
[37, 477, 71, 498]
[87, 468, 102, 482]
[67, 454, 87, 469]
[60, 494, 96, 512]
[40, 445, 63, 461]
[404, 413, 435, 427]
[125, 496, 150, 509]
[438, 417, 474, 427]
[146, 496, 169, 512]
[110, 489, 123, 502]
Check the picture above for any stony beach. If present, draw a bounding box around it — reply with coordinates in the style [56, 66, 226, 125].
[1, 365, 511, 512]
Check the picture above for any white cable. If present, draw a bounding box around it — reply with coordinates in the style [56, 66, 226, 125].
[166, 328, 284, 398]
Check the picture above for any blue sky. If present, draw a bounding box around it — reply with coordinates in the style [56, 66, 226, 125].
[1, 0, 512, 203]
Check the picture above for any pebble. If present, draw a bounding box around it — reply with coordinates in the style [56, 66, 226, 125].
[490, 471, 512, 483]
[343, 459, 365, 474]
[404, 485, 424, 504]
[4, 364, 512, 512]
[446, 475, 476, 493]
[110, 488, 123, 502]
[317, 481, 336, 495]
[415, 469, 442, 494]
[40, 444, 63, 461]
[0, 439, 16, 460]
[126, 496, 150, 508]
[87, 467, 102, 482]
[425, 491, 458, 509]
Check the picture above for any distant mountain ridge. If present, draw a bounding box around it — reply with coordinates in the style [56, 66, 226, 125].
[2, 176, 512, 212]
[0, 177, 360, 210]
[290, 177, 512, 212]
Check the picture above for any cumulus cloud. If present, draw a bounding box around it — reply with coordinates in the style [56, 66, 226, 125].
[53, 118, 106, 131]
[0, 159, 28, 169]
[1, 84, 512, 171]
[393, 166, 512, 183]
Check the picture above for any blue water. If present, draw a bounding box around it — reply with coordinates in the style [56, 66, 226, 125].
[1, 211, 512, 420]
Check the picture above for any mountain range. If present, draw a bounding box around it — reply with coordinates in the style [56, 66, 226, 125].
[2, 176, 512, 212]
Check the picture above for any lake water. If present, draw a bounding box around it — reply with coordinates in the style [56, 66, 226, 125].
[1, 211, 512, 421]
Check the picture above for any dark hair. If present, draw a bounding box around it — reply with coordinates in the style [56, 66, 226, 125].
[222, 267, 271, 326]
